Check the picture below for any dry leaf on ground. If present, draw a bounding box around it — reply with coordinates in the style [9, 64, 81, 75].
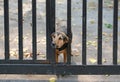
[87, 41, 97, 47]
[89, 58, 97, 64]
[89, 19, 95, 24]
[49, 77, 56, 82]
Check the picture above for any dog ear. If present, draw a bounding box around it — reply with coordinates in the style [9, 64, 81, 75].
[60, 32, 69, 43]
[51, 32, 55, 37]
[64, 35, 69, 43]
[65, 36, 69, 43]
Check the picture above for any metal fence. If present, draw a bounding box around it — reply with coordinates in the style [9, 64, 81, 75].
[0, 0, 119, 75]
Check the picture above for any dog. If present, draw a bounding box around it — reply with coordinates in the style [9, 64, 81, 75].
[51, 20, 72, 63]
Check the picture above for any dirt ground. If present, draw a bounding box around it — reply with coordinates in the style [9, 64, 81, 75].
[0, 74, 120, 82]
[0, 0, 120, 82]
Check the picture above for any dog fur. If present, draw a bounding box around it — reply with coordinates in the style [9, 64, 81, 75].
[51, 20, 72, 63]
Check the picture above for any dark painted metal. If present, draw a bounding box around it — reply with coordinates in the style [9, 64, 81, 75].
[113, 0, 118, 65]
[4, 0, 10, 60]
[82, 0, 87, 65]
[18, 0, 23, 60]
[32, 0, 37, 60]
[67, 0, 72, 64]
[98, 0, 103, 65]
[0, 60, 49, 64]
[46, 0, 55, 63]
[0, 64, 120, 75]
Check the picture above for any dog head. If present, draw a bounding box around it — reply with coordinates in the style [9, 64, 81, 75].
[51, 32, 69, 48]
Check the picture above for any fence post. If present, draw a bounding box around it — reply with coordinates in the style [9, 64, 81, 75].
[4, 0, 10, 60]
[18, 0, 23, 60]
[113, 0, 118, 65]
[32, 0, 37, 60]
[98, 0, 103, 65]
[67, 0, 72, 64]
[46, 0, 55, 63]
[82, 0, 87, 65]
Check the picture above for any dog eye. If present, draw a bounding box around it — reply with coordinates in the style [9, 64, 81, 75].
[53, 35, 55, 38]
[59, 37, 63, 40]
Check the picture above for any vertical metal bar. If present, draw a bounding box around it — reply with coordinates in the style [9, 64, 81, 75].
[113, 0, 118, 65]
[18, 0, 23, 60]
[97, 0, 103, 65]
[46, 0, 55, 63]
[32, 0, 37, 60]
[82, 0, 87, 65]
[4, 0, 10, 60]
[67, 0, 72, 64]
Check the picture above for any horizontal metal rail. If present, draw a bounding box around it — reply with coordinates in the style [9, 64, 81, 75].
[0, 60, 50, 64]
[0, 64, 120, 75]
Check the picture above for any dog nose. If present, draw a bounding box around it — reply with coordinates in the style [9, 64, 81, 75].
[52, 43, 55, 46]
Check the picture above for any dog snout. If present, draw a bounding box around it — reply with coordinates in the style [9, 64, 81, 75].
[51, 42, 56, 48]
[52, 43, 55, 46]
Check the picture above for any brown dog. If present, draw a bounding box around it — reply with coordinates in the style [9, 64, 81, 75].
[51, 30, 69, 63]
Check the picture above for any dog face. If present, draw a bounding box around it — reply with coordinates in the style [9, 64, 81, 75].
[51, 32, 69, 48]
